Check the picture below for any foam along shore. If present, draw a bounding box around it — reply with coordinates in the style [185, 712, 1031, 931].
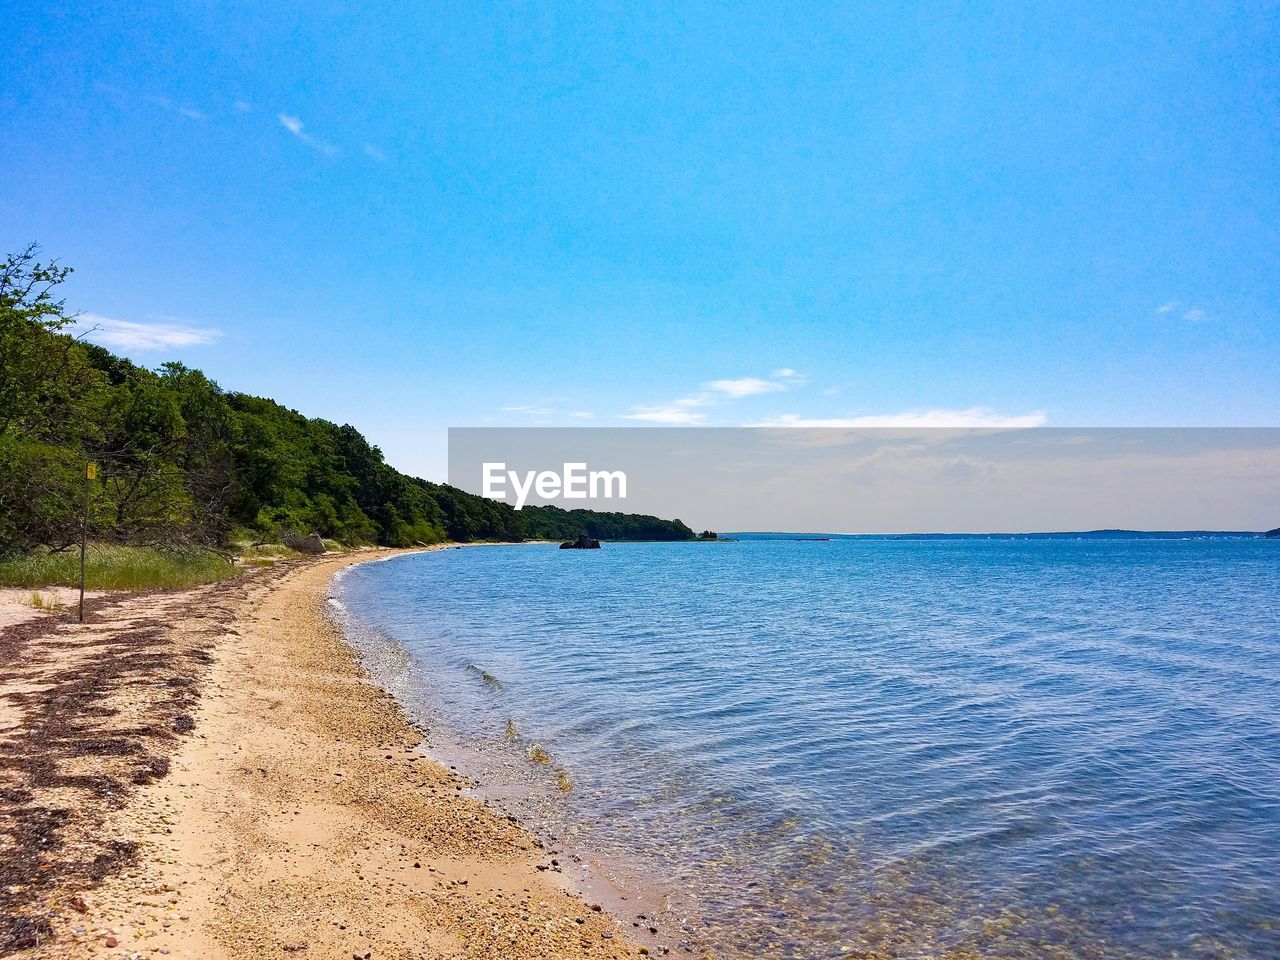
[0, 549, 651, 959]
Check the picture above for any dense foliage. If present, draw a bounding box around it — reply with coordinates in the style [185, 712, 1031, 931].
[0, 246, 694, 553]
[519, 506, 697, 541]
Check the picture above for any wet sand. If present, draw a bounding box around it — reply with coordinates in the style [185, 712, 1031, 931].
[1, 550, 654, 959]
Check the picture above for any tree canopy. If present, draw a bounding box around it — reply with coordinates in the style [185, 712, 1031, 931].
[0, 247, 694, 553]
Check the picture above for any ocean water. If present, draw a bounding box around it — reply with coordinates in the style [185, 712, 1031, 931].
[335, 538, 1280, 959]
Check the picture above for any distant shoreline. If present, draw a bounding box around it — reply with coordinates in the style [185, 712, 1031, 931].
[726, 529, 1274, 540]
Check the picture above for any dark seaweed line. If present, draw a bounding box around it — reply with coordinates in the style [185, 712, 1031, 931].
[0, 579, 249, 952]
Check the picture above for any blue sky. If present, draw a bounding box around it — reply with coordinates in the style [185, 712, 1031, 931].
[4, 2, 1278, 479]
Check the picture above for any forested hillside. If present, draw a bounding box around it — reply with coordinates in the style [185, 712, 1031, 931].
[0, 246, 693, 552]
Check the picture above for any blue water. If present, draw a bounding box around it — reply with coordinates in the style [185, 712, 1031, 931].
[336, 539, 1280, 958]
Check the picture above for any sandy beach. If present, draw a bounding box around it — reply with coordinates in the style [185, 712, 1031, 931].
[0, 550, 654, 959]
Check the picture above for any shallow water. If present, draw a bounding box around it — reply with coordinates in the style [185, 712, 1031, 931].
[336, 538, 1280, 958]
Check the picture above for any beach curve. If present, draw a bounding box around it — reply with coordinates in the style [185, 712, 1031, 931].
[1, 549, 653, 959]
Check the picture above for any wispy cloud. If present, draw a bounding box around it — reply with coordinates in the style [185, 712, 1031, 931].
[1155, 301, 1210, 322]
[499, 405, 553, 416]
[363, 144, 388, 162]
[496, 405, 596, 421]
[145, 94, 206, 121]
[74, 314, 221, 350]
[621, 405, 708, 424]
[233, 100, 253, 113]
[278, 113, 339, 156]
[771, 368, 807, 384]
[703, 377, 785, 399]
[622, 370, 804, 423]
[750, 407, 1048, 429]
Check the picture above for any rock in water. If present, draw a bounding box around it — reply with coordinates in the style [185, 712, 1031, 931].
[560, 534, 602, 549]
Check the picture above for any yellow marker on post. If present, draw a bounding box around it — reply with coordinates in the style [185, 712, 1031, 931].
[87, 462, 96, 480]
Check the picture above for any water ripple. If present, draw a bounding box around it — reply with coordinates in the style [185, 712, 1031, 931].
[339, 538, 1280, 959]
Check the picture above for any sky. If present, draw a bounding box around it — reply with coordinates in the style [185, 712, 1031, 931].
[4, 2, 1279, 480]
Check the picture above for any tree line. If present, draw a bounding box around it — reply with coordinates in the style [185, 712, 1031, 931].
[0, 246, 694, 553]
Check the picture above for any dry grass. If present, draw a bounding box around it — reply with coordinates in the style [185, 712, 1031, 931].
[28, 591, 64, 612]
[0, 545, 237, 591]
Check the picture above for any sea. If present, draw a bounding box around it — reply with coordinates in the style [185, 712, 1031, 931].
[332, 536, 1280, 959]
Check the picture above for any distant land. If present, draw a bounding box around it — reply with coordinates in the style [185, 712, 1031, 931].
[729, 530, 1277, 541]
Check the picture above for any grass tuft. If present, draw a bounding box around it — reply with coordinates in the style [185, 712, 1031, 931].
[0, 545, 237, 591]
[28, 591, 63, 612]
[236, 543, 308, 565]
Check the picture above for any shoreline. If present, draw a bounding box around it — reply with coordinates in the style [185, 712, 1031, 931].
[1, 549, 661, 959]
[328, 556, 689, 951]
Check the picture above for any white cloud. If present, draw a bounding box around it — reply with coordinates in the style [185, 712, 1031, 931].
[499, 405, 553, 415]
[621, 405, 707, 424]
[75, 314, 221, 350]
[363, 144, 388, 162]
[278, 113, 339, 156]
[704, 377, 785, 399]
[233, 100, 253, 113]
[1156, 301, 1210, 322]
[750, 407, 1048, 429]
[498, 406, 595, 420]
[622, 369, 804, 423]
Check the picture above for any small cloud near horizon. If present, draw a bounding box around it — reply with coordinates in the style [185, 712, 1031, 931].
[497, 406, 596, 421]
[704, 377, 785, 399]
[622, 369, 804, 423]
[621, 405, 708, 424]
[498, 405, 553, 416]
[750, 407, 1048, 429]
[74, 314, 222, 350]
